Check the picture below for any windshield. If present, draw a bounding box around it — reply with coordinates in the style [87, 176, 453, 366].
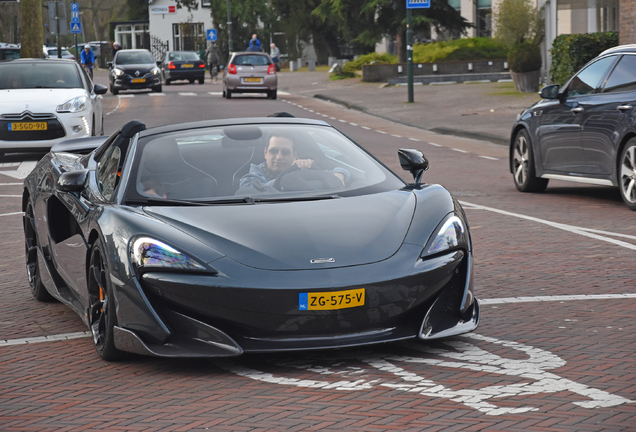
[116, 51, 155, 65]
[168, 52, 201, 61]
[0, 62, 82, 89]
[233, 55, 271, 66]
[126, 124, 404, 204]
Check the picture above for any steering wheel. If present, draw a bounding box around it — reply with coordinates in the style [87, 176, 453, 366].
[272, 165, 342, 191]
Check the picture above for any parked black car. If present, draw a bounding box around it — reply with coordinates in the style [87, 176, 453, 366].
[510, 44, 636, 210]
[107, 49, 161, 95]
[160, 51, 205, 85]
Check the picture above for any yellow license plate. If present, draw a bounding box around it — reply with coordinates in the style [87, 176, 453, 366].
[299, 288, 365, 311]
[244, 77, 261, 83]
[131, 78, 146, 83]
[182, 64, 193, 68]
[9, 122, 47, 131]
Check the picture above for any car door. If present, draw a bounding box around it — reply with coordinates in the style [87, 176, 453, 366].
[79, 63, 103, 135]
[537, 55, 617, 174]
[579, 54, 636, 176]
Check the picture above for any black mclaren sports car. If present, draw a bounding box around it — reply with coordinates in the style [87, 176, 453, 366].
[23, 117, 479, 360]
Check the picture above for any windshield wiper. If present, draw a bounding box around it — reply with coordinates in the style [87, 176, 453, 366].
[252, 194, 341, 203]
[127, 197, 256, 206]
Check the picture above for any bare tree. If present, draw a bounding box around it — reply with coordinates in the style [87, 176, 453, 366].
[20, 0, 43, 57]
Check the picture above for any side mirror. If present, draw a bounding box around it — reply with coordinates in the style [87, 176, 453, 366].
[398, 149, 428, 185]
[539, 84, 560, 99]
[107, 61, 113, 69]
[56, 169, 89, 192]
[94, 84, 108, 95]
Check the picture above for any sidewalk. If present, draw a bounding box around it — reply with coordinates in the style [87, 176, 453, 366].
[277, 71, 541, 146]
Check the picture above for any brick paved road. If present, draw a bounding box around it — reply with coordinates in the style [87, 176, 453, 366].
[0, 72, 634, 431]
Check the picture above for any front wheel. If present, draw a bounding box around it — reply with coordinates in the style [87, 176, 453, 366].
[88, 239, 127, 361]
[619, 138, 636, 211]
[153, 85, 162, 93]
[24, 202, 54, 302]
[511, 129, 548, 192]
[226, 88, 232, 99]
[198, 77, 204, 84]
[268, 89, 277, 100]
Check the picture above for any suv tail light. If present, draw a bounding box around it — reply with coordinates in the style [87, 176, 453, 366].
[228, 64, 237, 74]
[267, 64, 276, 75]
[168, 61, 176, 69]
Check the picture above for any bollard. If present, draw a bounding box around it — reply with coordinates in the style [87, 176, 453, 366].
[290, 60, 298, 72]
[307, 60, 315, 71]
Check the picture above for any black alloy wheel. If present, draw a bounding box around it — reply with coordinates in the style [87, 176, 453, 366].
[88, 239, 126, 360]
[24, 202, 54, 302]
[619, 138, 636, 211]
[512, 129, 549, 192]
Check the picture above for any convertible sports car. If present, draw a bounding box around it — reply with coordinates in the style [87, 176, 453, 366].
[23, 117, 479, 360]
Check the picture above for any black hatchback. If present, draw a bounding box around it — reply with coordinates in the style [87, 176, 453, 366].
[107, 49, 162, 95]
[510, 44, 636, 210]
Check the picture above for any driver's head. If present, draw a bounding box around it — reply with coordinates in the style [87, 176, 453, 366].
[265, 135, 296, 174]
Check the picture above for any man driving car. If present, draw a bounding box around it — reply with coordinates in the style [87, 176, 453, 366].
[238, 134, 349, 192]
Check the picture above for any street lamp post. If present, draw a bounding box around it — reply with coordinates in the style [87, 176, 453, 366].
[225, 0, 232, 54]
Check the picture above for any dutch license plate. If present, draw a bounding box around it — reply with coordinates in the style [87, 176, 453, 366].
[131, 78, 146, 83]
[182, 64, 193, 68]
[9, 122, 47, 131]
[244, 77, 261, 83]
[299, 288, 365, 311]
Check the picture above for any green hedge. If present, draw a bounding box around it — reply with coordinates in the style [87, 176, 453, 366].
[413, 37, 508, 63]
[342, 52, 398, 73]
[550, 32, 619, 85]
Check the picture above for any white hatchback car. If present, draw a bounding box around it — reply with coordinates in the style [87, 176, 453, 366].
[0, 58, 107, 158]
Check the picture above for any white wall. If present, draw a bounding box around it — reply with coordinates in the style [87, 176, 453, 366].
[148, 0, 214, 51]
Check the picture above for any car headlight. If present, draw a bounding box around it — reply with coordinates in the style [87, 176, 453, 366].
[114, 68, 124, 77]
[130, 237, 206, 273]
[422, 215, 468, 257]
[152, 68, 160, 75]
[56, 96, 87, 113]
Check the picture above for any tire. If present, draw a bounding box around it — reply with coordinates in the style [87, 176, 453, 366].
[511, 129, 549, 193]
[111, 85, 119, 95]
[24, 202, 54, 302]
[189, 79, 195, 84]
[199, 77, 204, 84]
[619, 138, 636, 211]
[269, 89, 277, 100]
[165, 79, 171, 86]
[88, 239, 127, 361]
[226, 88, 232, 99]
[153, 85, 162, 93]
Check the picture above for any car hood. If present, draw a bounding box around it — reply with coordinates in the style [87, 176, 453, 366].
[143, 191, 416, 270]
[0, 88, 87, 113]
[115, 64, 156, 73]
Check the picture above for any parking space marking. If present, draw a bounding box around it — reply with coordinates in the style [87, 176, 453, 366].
[462, 200, 636, 251]
[0, 161, 37, 179]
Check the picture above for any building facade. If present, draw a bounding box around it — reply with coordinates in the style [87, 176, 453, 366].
[147, 0, 214, 53]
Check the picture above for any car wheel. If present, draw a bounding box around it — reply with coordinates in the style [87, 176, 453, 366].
[189, 79, 194, 84]
[226, 88, 232, 99]
[88, 238, 127, 361]
[512, 129, 548, 193]
[269, 89, 277, 100]
[111, 84, 118, 95]
[24, 202, 54, 302]
[619, 138, 636, 211]
[153, 85, 162, 93]
[199, 77, 204, 84]
[165, 78, 171, 85]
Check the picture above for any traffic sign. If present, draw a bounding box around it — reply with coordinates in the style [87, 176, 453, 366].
[71, 2, 78, 11]
[207, 29, 217, 42]
[70, 22, 82, 34]
[71, 11, 79, 22]
[406, 0, 430, 8]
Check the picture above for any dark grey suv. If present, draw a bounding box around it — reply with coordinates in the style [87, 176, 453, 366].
[107, 49, 161, 95]
[510, 44, 636, 210]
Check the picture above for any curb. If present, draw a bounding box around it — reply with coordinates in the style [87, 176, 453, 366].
[313, 94, 508, 146]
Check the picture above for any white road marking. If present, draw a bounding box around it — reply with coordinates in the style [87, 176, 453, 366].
[0, 183, 22, 186]
[361, 126, 371, 130]
[0, 163, 20, 167]
[179, 92, 197, 96]
[461, 201, 636, 251]
[148, 93, 165, 96]
[219, 333, 634, 415]
[452, 148, 469, 153]
[0, 161, 37, 179]
[376, 130, 387, 134]
[118, 94, 135, 98]
[479, 155, 499, 160]
[409, 138, 421, 141]
[208, 92, 223, 95]
[0, 195, 21, 198]
[391, 134, 402, 138]
[0, 331, 90, 346]
[278, 91, 290, 95]
[427, 142, 442, 147]
[0, 211, 23, 217]
[105, 95, 123, 116]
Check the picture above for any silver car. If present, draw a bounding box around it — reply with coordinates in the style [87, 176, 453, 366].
[223, 52, 277, 99]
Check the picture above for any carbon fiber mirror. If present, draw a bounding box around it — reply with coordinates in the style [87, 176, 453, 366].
[398, 149, 428, 185]
[56, 169, 88, 192]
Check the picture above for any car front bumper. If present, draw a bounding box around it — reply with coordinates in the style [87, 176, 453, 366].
[113, 74, 161, 91]
[111, 245, 478, 357]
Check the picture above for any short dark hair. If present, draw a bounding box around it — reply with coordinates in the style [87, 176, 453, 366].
[265, 134, 295, 152]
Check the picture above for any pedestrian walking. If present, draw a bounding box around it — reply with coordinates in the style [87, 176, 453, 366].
[270, 43, 280, 71]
